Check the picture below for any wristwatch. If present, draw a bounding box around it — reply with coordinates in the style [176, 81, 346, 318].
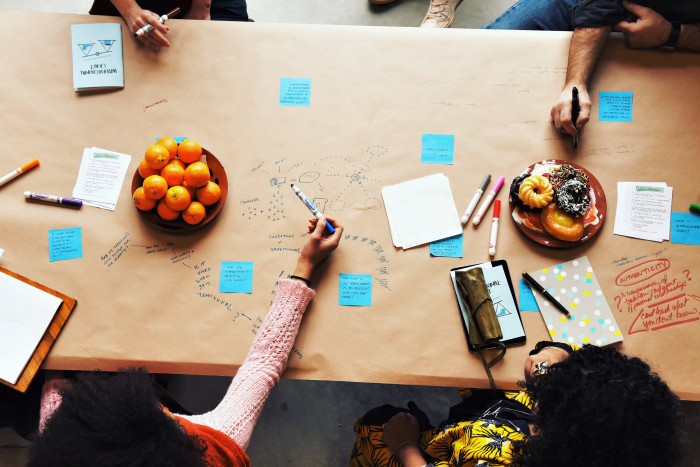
[664, 21, 681, 48]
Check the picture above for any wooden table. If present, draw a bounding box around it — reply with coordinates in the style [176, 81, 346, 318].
[1, 10, 699, 398]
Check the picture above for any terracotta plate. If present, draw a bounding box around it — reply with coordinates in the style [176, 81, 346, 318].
[508, 160, 606, 248]
[131, 148, 228, 233]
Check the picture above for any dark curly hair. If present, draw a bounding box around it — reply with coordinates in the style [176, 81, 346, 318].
[513, 345, 682, 467]
[28, 369, 207, 467]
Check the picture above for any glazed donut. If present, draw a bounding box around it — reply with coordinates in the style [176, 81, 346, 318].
[509, 174, 530, 209]
[556, 179, 591, 216]
[518, 175, 554, 209]
[549, 164, 590, 192]
[540, 203, 584, 242]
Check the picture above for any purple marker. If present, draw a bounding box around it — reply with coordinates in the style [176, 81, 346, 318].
[472, 175, 505, 226]
[25, 191, 82, 208]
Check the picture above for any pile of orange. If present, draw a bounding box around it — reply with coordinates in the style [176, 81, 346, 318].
[133, 137, 222, 225]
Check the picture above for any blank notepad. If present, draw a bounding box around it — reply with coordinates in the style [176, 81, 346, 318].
[0, 273, 63, 384]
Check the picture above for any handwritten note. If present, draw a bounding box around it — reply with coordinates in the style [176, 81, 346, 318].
[671, 212, 700, 245]
[421, 134, 454, 164]
[518, 278, 540, 311]
[220, 262, 253, 293]
[430, 234, 462, 258]
[614, 182, 673, 242]
[599, 92, 633, 122]
[279, 78, 311, 107]
[339, 274, 372, 306]
[48, 227, 83, 262]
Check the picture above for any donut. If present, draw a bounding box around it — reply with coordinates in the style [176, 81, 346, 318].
[518, 174, 554, 209]
[540, 203, 584, 242]
[556, 179, 591, 216]
[509, 174, 530, 209]
[549, 164, 590, 192]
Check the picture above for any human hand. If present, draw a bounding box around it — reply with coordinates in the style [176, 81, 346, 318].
[293, 216, 343, 280]
[122, 7, 171, 51]
[551, 85, 591, 136]
[524, 346, 570, 381]
[614, 1, 672, 48]
[382, 412, 426, 466]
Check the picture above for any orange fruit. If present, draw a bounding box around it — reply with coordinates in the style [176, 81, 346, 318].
[144, 144, 171, 169]
[157, 200, 180, 221]
[168, 158, 186, 170]
[156, 137, 179, 159]
[164, 185, 191, 211]
[138, 159, 159, 179]
[184, 161, 210, 187]
[178, 139, 202, 164]
[142, 175, 168, 199]
[161, 164, 185, 187]
[133, 187, 156, 211]
[181, 181, 197, 200]
[196, 181, 221, 206]
[182, 201, 206, 225]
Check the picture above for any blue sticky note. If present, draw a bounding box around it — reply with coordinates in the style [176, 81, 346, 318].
[48, 227, 83, 262]
[518, 279, 540, 311]
[220, 262, 254, 293]
[599, 92, 633, 122]
[339, 274, 372, 306]
[430, 234, 463, 258]
[421, 134, 454, 164]
[279, 78, 311, 106]
[671, 212, 700, 245]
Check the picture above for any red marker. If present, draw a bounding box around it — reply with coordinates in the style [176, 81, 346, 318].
[488, 200, 501, 257]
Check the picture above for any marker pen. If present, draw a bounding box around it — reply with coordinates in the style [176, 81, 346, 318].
[290, 184, 335, 233]
[135, 7, 181, 37]
[25, 191, 82, 208]
[488, 200, 501, 257]
[0, 159, 39, 188]
[473, 175, 505, 226]
[461, 174, 491, 225]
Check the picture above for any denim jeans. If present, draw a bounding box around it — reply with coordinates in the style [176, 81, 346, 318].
[483, 0, 578, 30]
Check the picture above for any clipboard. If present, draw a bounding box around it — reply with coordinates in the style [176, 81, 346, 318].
[450, 260, 526, 351]
[0, 266, 76, 393]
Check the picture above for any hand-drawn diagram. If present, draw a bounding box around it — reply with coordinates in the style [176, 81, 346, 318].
[77, 39, 117, 58]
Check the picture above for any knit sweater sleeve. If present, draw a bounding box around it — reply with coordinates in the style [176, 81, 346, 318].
[178, 279, 315, 449]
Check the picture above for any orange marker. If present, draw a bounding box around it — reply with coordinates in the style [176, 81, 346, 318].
[0, 159, 39, 188]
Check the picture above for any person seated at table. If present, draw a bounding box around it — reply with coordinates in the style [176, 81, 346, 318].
[350, 342, 683, 467]
[483, 0, 700, 137]
[28, 216, 343, 466]
[368, 0, 463, 29]
[90, 0, 250, 51]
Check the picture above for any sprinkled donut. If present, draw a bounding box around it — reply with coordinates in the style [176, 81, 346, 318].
[549, 164, 590, 191]
[518, 174, 554, 209]
[556, 179, 591, 216]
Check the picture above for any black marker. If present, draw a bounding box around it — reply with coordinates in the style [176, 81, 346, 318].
[522, 272, 571, 319]
[572, 86, 580, 150]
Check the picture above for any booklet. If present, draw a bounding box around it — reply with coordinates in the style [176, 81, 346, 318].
[71, 23, 124, 92]
[450, 260, 526, 350]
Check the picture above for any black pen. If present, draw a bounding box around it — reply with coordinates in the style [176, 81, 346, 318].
[522, 272, 572, 319]
[572, 86, 580, 150]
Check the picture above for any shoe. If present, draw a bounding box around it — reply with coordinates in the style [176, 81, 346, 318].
[420, 0, 462, 28]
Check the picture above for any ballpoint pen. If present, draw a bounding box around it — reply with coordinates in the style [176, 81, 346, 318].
[572, 86, 580, 150]
[522, 272, 571, 318]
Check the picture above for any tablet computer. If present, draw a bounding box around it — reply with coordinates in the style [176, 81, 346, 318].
[450, 260, 527, 350]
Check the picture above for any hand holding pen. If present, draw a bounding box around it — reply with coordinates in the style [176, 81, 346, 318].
[119, 3, 172, 51]
[550, 85, 590, 137]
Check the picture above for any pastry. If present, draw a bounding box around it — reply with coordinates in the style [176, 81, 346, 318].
[556, 179, 591, 216]
[549, 164, 590, 192]
[518, 174, 554, 209]
[540, 203, 584, 242]
[509, 174, 530, 209]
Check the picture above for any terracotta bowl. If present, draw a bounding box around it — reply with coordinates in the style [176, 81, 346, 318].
[131, 148, 228, 233]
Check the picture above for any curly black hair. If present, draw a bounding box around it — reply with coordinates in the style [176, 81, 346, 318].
[512, 345, 682, 467]
[28, 369, 207, 467]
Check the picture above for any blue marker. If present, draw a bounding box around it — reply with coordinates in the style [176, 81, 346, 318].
[290, 184, 335, 233]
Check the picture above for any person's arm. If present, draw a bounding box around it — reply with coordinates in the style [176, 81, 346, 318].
[614, 1, 700, 51]
[185, 0, 212, 20]
[550, 25, 612, 136]
[110, 0, 170, 51]
[383, 412, 428, 467]
[179, 217, 343, 449]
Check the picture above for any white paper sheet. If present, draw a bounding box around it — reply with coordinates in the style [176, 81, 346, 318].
[614, 182, 673, 242]
[73, 147, 131, 210]
[381, 173, 462, 249]
[0, 273, 63, 384]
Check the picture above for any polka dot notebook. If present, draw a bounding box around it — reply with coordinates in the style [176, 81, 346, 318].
[528, 256, 623, 347]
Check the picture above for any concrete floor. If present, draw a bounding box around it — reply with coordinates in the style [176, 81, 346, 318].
[2, 1, 700, 466]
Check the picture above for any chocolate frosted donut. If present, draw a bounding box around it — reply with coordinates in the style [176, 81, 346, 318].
[549, 164, 589, 192]
[556, 179, 591, 216]
[509, 174, 530, 209]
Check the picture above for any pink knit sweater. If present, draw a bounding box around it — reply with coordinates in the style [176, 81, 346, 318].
[39, 279, 315, 451]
